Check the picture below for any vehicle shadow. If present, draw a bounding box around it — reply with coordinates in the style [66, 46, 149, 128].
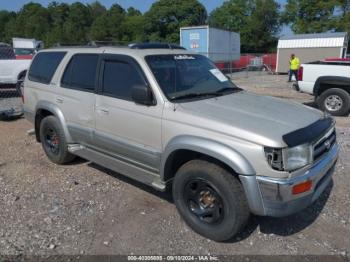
[228, 180, 333, 243]
[88, 163, 173, 203]
[303, 100, 318, 109]
[86, 162, 332, 242]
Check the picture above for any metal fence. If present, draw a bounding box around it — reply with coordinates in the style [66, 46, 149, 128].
[0, 43, 23, 120]
[197, 52, 277, 76]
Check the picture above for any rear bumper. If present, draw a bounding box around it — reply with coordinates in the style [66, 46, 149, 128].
[240, 143, 339, 217]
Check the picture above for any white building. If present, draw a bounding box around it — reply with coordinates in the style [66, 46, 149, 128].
[276, 32, 348, 73]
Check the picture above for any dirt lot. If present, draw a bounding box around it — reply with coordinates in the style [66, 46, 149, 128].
[0, 73, 350, 256]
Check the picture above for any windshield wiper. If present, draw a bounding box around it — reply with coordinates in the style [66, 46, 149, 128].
[214, 87, 242, 94]
[171, 92, 222, 101]
[170, 87, 242, 101]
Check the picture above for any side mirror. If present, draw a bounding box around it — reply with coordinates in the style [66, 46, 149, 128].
[131, 84, 154, 106]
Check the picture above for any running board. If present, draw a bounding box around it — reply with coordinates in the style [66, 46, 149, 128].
[68, 144, 166, 191]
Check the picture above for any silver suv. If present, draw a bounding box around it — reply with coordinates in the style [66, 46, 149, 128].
[23, 44, 339, 241]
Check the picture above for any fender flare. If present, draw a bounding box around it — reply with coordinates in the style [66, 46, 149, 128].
[160, 135, 255, 181]
[35, 100, 73, 143]
[314, 76, 350, 96]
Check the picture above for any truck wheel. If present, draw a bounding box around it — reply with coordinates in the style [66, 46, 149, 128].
[317, 88, 350, 116]
[39, 116, 75, 164]
[172, 159, 250, 241]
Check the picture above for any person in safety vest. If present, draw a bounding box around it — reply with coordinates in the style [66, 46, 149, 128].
[288, 54, 300, 82]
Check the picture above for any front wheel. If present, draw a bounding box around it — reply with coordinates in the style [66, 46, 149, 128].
[172, 160, 250, 242]
[317, 88, 350, 116]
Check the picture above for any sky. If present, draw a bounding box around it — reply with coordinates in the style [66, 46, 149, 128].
[0, 0, 293, 36]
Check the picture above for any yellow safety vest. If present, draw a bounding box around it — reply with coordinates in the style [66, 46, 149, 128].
[290, 57, 300, 70]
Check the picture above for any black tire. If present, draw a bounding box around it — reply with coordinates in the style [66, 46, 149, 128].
[39, 116, 75, 164]
[172, 159, 250, 241]
[317, 88, 350, 116]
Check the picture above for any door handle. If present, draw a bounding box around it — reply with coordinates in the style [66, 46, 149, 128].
[56, 97, 64, 103]
[97, 107, 109, 114]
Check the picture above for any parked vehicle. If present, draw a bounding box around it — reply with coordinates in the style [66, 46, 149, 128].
[13, 37, 43, 60]
[298, 60, 350, 116]
[23, 44, 339, 241]
[0, 43, 31, 87]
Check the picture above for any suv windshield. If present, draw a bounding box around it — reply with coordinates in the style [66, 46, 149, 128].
[146, 54, 241, 102]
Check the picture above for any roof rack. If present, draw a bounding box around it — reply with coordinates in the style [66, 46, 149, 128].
[50, 42, 187, 50]
[129, 43, 186, 50]
[88, 41, 125, 47]
[52, 43, 95, 48]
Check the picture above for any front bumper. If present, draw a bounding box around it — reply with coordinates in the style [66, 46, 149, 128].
[240, 142, 339, 217]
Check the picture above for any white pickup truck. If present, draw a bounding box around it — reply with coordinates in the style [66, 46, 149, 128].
[298, 60, 350, 116]
[0, 44, 31, 86]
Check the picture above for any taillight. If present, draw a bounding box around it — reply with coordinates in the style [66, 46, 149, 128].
[297, 66, 303, 81]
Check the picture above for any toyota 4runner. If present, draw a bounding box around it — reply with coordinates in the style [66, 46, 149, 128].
[23, 43, 339, 241]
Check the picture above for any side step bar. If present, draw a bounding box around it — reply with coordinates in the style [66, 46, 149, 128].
[68, 144, 166, 191]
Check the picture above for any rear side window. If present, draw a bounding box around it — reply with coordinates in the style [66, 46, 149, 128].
[102, 60, 145, 100]
[28, 52, 66, 84]
[61, 54, 99, 91]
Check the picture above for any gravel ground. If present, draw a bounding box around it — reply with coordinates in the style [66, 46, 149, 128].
[0, 73, 349, 257]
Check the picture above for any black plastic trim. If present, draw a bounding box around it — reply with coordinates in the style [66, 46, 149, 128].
[313, 76, 350, 96]
[129, 43, 186, 50]
[282, 117, 333, 147]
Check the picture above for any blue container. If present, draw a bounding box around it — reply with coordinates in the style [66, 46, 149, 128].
[180, 26, 240, 62]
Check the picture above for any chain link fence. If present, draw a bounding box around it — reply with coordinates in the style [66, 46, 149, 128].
[0, 43, 24, 120]
[195, 51, 279, 86]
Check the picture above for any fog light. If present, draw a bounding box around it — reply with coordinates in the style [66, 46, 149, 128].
[292, 181, 312, 195]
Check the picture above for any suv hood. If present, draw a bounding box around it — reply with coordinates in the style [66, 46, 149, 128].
[177, 91, 324, 147]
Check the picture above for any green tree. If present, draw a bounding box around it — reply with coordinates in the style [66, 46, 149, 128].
[334, 0, 350, 34]
[90, 4, 126, 42]
[62, 2, 93, 44]
[0, 11, 16, 42]
[122, 7, 145, 43]
[281, 0, 339, 33]
[246, 0, 280, 52]
[5, 3, 50, 42]
[143, 0, 207, 43]
[46, 2, 70, 46]
[88, 1, 107, 20]
[126, 7, 142, 17]
[210, 0, 280, 52]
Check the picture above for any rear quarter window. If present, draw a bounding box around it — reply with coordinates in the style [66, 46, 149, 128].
[28, 52, 66, 84]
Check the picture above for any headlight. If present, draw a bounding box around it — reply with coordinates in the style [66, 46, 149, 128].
[265, 144, 312, 172]
[283, 143, 312, 171]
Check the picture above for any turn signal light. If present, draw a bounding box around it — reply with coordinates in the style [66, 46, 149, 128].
[292, 180, 312, 195]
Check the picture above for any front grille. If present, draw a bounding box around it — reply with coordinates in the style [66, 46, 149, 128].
[313, 128, 336, 161]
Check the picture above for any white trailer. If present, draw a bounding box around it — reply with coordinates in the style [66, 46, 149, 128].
[12, 38, 44, 50]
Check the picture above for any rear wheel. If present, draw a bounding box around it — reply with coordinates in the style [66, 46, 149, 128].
[39, 116, 75, 164]
[317, 88, 350, 116]
[172, 159, 250, 242]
